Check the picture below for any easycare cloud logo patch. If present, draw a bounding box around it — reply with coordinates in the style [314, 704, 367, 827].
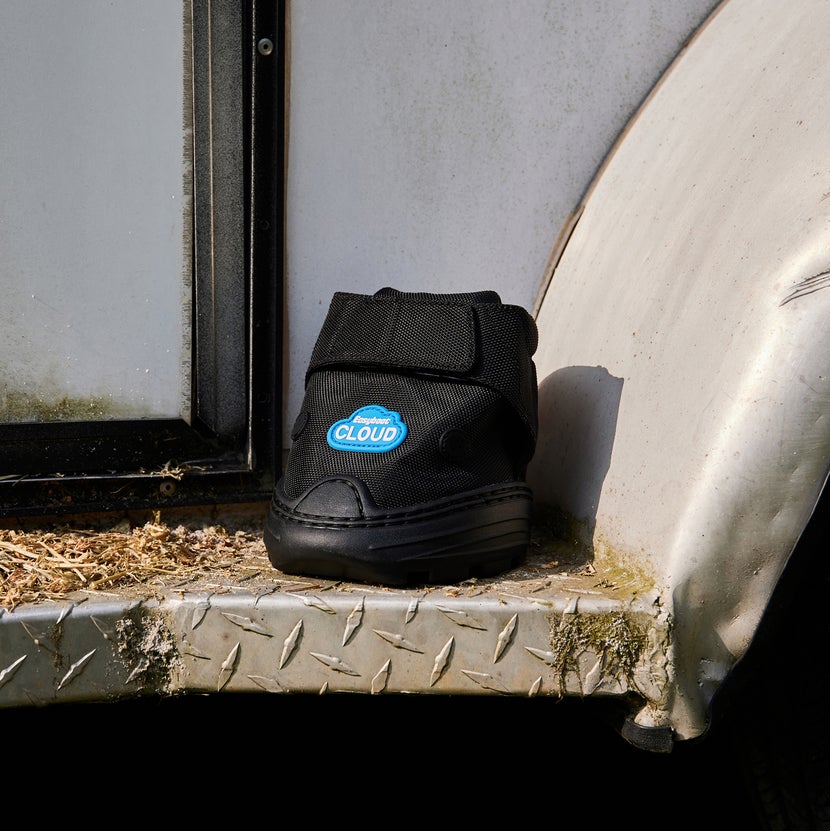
[326, 405, 408, 453]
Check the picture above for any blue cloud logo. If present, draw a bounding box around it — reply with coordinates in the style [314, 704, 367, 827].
[326, 405, 408, 453]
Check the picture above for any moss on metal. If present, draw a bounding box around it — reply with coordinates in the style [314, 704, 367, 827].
[550, 610, 650, 693]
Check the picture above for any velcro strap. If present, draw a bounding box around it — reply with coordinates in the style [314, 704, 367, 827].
[307, 291, 539, 448]
[307, 293, 477, 375]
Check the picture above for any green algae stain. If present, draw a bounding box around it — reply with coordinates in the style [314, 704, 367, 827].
[0, 389, 147, 423]
[532, 502, 658, 594]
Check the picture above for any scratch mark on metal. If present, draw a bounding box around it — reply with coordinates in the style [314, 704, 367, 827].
[780, 270, 830, 305]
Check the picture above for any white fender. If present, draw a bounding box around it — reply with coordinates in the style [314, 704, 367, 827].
[529, 0, 830, 738]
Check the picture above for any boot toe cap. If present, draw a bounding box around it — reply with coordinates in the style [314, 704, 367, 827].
[295, 478, 366, 519]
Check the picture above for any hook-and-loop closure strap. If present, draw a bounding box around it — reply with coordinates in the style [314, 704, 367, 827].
[307, 290, 539, 446]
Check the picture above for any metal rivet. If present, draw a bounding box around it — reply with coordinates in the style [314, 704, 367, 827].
[159, 480, 176, 496]
[257, 38, 274, 56]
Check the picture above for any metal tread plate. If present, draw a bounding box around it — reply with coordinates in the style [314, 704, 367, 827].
[0, 508, 670, 710]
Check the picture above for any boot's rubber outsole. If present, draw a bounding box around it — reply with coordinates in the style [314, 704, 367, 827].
[264, 481, 533, 586]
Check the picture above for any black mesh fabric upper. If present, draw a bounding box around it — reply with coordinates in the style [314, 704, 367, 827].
[283, 370, 522, 508]
[280, 287, 539, 510]
[306, 288, 538, 453]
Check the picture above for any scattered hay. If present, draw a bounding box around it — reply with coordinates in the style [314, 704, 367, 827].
[0, 512, 266, 611]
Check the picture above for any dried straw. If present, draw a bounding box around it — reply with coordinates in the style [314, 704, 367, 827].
[0, 514, 264, 611]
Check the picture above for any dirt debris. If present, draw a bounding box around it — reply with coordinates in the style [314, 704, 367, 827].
[0, 511, 267, 611]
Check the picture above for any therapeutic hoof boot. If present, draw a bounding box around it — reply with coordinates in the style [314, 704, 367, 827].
[265, 286, 539, 586]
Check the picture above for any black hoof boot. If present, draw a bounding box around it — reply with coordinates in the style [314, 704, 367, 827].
[265, 287, 539, 586]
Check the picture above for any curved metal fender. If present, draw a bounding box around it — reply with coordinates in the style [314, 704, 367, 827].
[529, 0, 830, 740]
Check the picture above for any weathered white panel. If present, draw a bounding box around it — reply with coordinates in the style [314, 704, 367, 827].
[529, 0, 830, 736]
[0, 1, 190, 423]
[284, 0, 721, 443]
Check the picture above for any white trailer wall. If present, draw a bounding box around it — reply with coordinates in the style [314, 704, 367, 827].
[284, 0, 720, 445]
